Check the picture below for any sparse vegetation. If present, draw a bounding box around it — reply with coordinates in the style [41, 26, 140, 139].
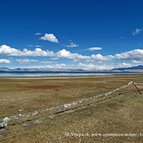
[0, 74, 143, 143]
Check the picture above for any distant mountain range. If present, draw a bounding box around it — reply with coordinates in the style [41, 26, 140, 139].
[0, 65, 143, 73]
[112, 65, 143, 72]
[0, 67, 87, 73]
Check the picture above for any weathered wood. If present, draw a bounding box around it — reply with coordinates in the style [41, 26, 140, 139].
[133, 82, 142, 95]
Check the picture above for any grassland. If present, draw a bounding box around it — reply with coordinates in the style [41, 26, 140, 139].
[0, 74, 143, 143]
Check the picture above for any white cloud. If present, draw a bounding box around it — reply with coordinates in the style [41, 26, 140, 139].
[0, 44, 114, 63]
[35, 33, 42, 35]
[132, 60, 142, 64]
[115, 49, 143, 61]
[35, 45, 42, 48]
[90, 54, 112, 62]
[0, 45, 19, 56]
[55, 64, 66, 68]
[67, 42, 79, 48]
[28, 45, 33, 47]
[41, 33, 59, 43]
[88, 47, 102, 51]
[55, 49, 110, 62]
[16, 59, 38, 63]
[34, 48, 48, 56]
[91, 54, 104, 61]
[132, 28, 142, 36]
[0, 45, 55, 57]
[119, 63, 131, 68]
[78, 63, 113, 70]
[56, 49, 89, 60]
[1, 44, 143, 68]
[78, 63, 96, 70]
[57, 49, 71, 58]
[51, 57, 59, 60]
[28, 45, 43, 48]
[0, 59, 11, 64]
[30, 63, 67, 69]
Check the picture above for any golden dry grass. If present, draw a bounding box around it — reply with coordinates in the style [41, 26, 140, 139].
[0, 74, 143, 143]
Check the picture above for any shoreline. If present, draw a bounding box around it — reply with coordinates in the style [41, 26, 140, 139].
[0, 73, 143, 80]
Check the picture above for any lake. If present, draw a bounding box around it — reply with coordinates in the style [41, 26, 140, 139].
[0, 72, 140, 77]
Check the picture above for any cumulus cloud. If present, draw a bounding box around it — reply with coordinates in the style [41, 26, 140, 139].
[41, 33, 59, 43]
[56, 49, 89, 60]
[78, 63, 113, 70]
[30, 63, 67, 69]
[57, 49, 71, 58]
[78, 63, 96, 70]
[1, 44, 143, 68]
[0, 45, 55, 57]
[0, 45, 19, 55]
[0, 44, 113, 63]
[90, 54, 113, 62]
[91, 54, 106, 61]
[115, 49, 143, 61]
[132, 28, 142, 36]
[0, 59, 11, 64]
[0, 45, 89, 60]
[88, 47, 102, 51]
[66, 42, 79, 48]
[55, 49, 110, 62]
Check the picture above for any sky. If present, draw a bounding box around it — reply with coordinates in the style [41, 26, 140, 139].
[0, 0, 143, 70]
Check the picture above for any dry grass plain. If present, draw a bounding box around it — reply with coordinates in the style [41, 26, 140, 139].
[0, 74, 143, 143]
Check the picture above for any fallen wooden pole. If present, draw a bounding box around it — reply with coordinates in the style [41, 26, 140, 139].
[133, 82, 142, 95]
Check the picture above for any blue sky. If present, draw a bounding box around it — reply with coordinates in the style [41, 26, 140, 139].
[0, 0, 143, 70]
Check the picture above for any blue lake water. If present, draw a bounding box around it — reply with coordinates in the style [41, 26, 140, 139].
[0, 72, 140, 77]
